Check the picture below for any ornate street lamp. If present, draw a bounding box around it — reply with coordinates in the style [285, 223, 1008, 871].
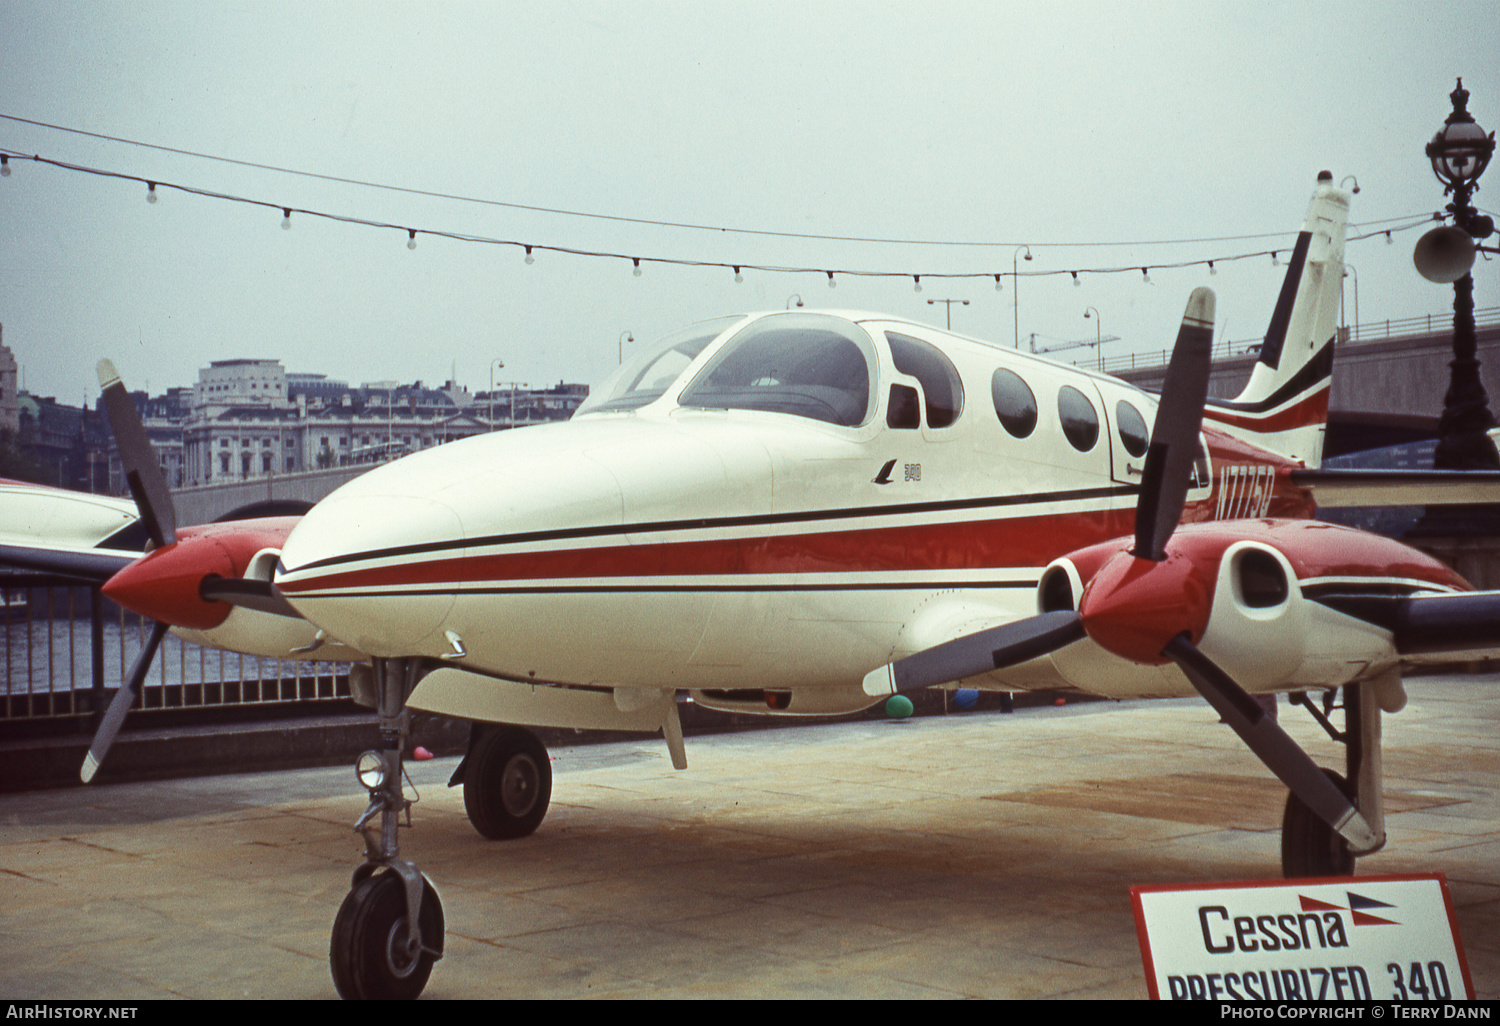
[1415, 78, 1498, 474]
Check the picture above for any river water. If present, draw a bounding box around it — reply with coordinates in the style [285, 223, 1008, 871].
[2, 589, 345, 707]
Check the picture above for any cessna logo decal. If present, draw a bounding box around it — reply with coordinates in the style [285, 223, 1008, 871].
[1298, 890, 1400, 927]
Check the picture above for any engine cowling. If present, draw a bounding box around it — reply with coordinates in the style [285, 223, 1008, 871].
[1032, 520, 1469, 699]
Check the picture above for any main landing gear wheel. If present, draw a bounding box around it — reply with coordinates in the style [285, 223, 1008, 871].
[1281, 768, 1356, 879]
[463, 726, 552, 839]
[330, 870, 445, 1000]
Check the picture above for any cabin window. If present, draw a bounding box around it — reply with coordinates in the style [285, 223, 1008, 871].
[887, 385, 920, 429]
[1058, 385, 1099, 452]
[577, 315, 745, 414]
[678, 313, 875, 427]
[1116, 400, 1150, 457]
[885, 332, 963, 428]
[991, 367, 1038, 438]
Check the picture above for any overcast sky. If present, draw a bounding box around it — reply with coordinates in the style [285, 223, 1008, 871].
[2, 0, 1497, 406]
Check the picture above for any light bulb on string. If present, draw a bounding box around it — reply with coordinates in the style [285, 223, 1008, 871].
[282, 208, 292, 230]
[407, 229, 417, 251]
[826, 271, 836, 289]
[0, 156, 10, 178]
[994, 275, 1003, 292]
[524, 246, 535, 265]
[733, 266, 743, 283]
[146, 182, 157, 204]
[1141, 268, 1151, 284]
[632, 258, 642, 277]
[1208, 261, 1217, 275]
[913, 275, 922, 293]
[1271, 251, 1280, 267]
[1071, 271, 1080, 287]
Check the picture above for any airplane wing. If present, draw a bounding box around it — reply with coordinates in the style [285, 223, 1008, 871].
[1311, 589, 1500, 658]
[0, 477, 144, 581]
[1291, 467, 1500, 507]
[0, 541, 137, 581]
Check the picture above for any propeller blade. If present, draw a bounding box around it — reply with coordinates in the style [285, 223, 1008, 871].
[97, 359, 176, 548]
[1134, 288, 1215, 561]
[198, 577, 303, 619]
[864, 610, 1085, 696]
[81, 619, 169, 783]
[1162, 634, 1379, 852]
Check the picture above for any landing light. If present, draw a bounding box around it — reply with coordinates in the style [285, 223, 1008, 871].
[356, 750, 387, 792]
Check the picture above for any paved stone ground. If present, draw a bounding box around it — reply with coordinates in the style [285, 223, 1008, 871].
[1, 674, 1496, 999]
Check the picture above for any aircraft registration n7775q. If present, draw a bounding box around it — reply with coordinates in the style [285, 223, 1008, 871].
[6, 172, 1500, 999]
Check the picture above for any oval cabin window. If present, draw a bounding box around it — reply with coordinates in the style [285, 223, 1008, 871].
[991, 367, 1038, 438]
[1116, 400, 1150, 458]
[1058, 385, 1099, 452]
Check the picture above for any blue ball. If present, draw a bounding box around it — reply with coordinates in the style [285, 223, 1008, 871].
[953, 688, 978, 710]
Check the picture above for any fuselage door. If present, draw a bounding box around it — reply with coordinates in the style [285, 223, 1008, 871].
[1093, 378, 1211, 500]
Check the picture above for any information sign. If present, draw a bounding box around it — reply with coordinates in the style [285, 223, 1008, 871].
[1131, 874, 1475, 1001]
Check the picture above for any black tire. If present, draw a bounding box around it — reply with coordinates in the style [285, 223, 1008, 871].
[462, 726, 552, 840]
[1280, 769, 1357, 879]
[330, 871, 444, 1000]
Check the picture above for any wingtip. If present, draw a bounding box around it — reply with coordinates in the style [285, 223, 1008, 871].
[97, 360, 120, 389]
[80, 752, 99, 784]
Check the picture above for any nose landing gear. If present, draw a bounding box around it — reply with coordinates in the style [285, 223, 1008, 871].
[330, 658, 445, 1000]
[331, 868, 444, 999]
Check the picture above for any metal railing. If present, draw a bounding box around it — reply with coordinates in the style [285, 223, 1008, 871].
[2, 576, 349, 723]
[1095, 306, 1500, 376]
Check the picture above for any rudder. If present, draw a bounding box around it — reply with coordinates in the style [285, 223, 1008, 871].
[1204, 172, 1350, 469]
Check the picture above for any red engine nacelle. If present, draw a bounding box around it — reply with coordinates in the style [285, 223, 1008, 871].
[101, 518, 299, 629]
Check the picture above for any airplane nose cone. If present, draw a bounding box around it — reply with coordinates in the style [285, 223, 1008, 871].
[276, 492, 464, 656]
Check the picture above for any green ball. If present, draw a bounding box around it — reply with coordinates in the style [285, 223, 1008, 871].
[885, 694, 914, 719]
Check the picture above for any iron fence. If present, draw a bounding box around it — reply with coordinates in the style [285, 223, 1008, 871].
[2, 575, 350, 724]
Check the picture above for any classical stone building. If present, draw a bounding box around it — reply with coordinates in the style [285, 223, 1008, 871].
[163, 359, 587, 488]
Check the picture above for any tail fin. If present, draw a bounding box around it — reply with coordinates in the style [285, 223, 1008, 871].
[1204, 172, 1349, 468]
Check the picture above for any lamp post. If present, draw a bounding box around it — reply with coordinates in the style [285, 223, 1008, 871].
[1084, 307, 1103, 370]
[1423, 78, 1498, 473]
[488, 358, 505, 432]
[1341, 264, 1359, 342]
[1013, 245, 1032, 349]
[926, 298, 968, 330]
[1410, 80, 1500, 544]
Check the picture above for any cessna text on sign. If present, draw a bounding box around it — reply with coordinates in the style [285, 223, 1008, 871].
[1131, 874, 1474, 1000]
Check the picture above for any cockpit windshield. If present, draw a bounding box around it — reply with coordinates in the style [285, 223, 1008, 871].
[677, 313, 876, 427]
[575, 315, 746, 415]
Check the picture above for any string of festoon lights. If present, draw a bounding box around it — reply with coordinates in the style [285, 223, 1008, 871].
[0, 147, 1441, 291]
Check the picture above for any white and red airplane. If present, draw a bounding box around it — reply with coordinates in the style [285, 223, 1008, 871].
[7, 171, 1500, 999]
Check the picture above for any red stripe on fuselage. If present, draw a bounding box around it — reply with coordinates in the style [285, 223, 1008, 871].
[279, 505, 1141, 594]
[1203, 386, 1330, 433]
